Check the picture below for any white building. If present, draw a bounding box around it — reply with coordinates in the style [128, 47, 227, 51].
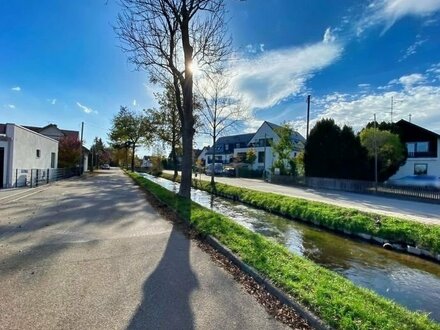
[197, 121, 305, 172]
[390, 120, 440, 179]
[0, 124, 59, 188]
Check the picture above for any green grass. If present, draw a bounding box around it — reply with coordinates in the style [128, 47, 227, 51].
[129, 171, 440, 330]
[161, 173, 440, 255]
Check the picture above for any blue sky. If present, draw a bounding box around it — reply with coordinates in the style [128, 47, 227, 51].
[1, 0, 440, 151]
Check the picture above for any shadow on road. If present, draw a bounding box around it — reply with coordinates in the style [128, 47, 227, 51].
[127, 225, 198, 330]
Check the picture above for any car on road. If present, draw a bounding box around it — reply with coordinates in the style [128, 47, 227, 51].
[101, 164, 111, 170]
[386, 175, 440, 190]
[205, 163, 224, 176]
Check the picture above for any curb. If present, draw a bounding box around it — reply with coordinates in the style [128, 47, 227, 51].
[206, 235, 332, 330]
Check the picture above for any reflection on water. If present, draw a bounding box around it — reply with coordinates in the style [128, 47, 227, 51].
[141, 174, 440, 321]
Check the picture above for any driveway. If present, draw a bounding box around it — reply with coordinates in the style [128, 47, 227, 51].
[167, 171, 440, 225]
[0, 169, 289, 330]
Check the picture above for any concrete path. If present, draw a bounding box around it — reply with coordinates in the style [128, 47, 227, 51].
[166, 171, 440, 226]
[0, 169, 289, 330]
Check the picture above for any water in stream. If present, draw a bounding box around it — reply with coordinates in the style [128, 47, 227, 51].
[140, 173, 440, 322]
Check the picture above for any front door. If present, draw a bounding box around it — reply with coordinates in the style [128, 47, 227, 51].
[0, 147, 4, 188]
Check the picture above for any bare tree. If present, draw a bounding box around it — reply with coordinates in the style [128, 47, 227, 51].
[197, 72, 248, 185]
[116, 0, 230, 198]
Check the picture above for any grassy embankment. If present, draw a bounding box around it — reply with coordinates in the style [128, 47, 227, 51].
[161, 173, 440, 256]
[129, 171, 439, 330]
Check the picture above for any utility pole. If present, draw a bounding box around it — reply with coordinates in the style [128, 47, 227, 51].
[79, 122, 84, 175]
[306, 95, 311, 140]
[373, 114, 378, 193]
[408, 114, 412, 123]
[263, 133, 267, 179]
[390, 96, 394, 123]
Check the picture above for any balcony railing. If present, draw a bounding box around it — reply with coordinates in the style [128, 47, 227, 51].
[407, 151, 437, 158]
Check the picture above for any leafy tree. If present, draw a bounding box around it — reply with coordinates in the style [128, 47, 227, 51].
[116, 0, 231, 198]
[245, 148, 257, 165]
[147, 84, 182, 180]
[304, 119, 370, 180]
[272, 123, 297, 176]
[109, 106, 152, 171]
[58, 135, 81, 168]
[359, 128, 406, 181]
[90, 137, 112, 170]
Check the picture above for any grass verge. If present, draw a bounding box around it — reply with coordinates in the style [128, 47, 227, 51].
[161, 173, 440, 256]
[129, 171, 439, 330]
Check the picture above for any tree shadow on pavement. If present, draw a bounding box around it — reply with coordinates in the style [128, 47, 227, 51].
[127, 224, 198, 330]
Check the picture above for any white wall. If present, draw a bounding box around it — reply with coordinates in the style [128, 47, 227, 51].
[4, 124, 58, 187]
[390, 138, 440, 179]
[0, 139, 9, 188]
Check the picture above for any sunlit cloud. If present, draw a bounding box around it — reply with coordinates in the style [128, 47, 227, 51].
[230, 29, 342, 110]
[292, 65, 440, 137]
[76, 101, 96, 114]
[11, 86, 21, 92]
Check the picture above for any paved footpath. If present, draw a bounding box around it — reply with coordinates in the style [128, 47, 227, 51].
[0, 169, 289, 330]
[166, 171, 440, 226]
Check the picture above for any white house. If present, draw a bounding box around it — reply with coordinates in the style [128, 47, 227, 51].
[234, 121, 305, 171]
[0, 124, 59, 188]
[197, 121, 305, 171]
[390, 120, 440, 179]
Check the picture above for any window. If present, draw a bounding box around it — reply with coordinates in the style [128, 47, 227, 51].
[51, 152, 56, 168]
[225, 144, 229, 151]
[414, 163, 428, 175]
[36, 149, 41, 158]
[406, 142, 430, 157]
[258, 151, 265, 163]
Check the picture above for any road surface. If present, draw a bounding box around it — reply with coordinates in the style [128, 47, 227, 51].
[0, 169, 290, 330]
[165, 170, 440, 226]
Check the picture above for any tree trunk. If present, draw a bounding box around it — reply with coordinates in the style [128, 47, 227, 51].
[211, 131, 216, 186]
[178, 15, 194, 199]
[131, 143, 136, 172]
[171, 136, 178, 181]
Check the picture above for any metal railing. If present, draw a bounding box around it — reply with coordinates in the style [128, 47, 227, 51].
[14, 167, 81, 188]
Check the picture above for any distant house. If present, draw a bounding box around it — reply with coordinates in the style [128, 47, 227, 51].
[390, 120, 440, 179]
[200, 133, 254, 165]
[23, 124, 79, 141]
[0, 124, 59, 188]
[24, 124, 88, 171]
[197, 121, 305, 171]
[141, 156, 152, 168]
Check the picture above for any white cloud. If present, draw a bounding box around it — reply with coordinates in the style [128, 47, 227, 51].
[47, 98, 57, 105]
[400, 37, 427, 61]
[390, 73, 426, 87]
[76, 102, 95, 114]
[11, 86, 21, 92]
[230, 32, 342, 109]
[294, 69, 440, 136]
[358, 83, 371, 88]
[7, 104, 16, 109]
[357, 0, 440, 34]
[323, 27, 336, 43]
[133, 99, 137, 106]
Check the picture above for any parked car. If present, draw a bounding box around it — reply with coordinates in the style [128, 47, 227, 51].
[205, 163, 224, 176]
[386, 175, 440, 190]
[224, 166, 236, 177]
[101, 164, 111, 170]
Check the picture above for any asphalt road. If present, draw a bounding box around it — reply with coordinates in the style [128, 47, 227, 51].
[166, 171, 440, 225]
[0, 169, 288, 330]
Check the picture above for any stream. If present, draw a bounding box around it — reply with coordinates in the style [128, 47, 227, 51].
[140, 173, 440, 322]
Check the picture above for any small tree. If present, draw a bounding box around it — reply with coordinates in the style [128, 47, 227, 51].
[197, 71, 247, 185]
[147, 84, 182, 180]
[360, 128, 406, 181]
[272, 123, 297, 176]
[109, 106, 152, 171]
[245, 148, 257, 165]
[58, 135, 81, 168]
